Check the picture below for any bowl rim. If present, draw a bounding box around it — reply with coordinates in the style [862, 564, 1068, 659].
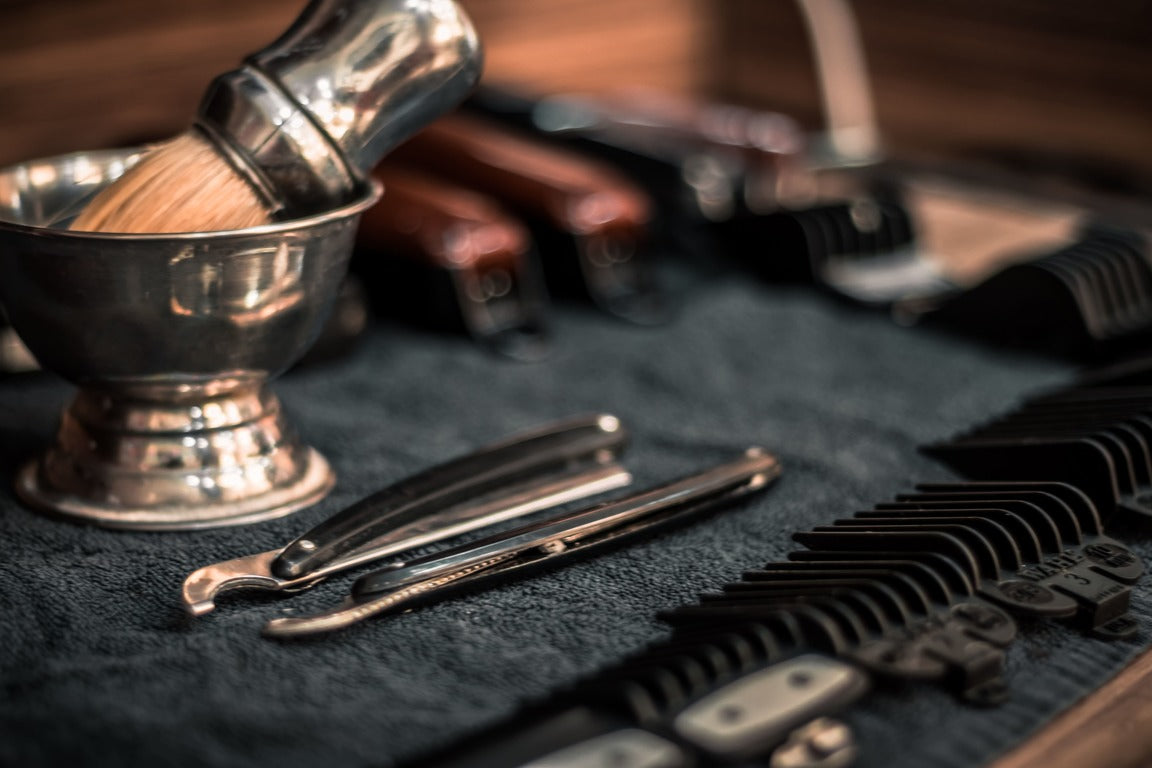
[0, 147, 384, 241]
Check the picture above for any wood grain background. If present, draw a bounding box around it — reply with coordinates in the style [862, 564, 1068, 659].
[2, 0, 1149, 189]
[710, 0, 1152, 191]
[0, 0, 706, 166]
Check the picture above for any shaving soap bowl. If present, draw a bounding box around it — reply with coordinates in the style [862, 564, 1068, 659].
[0, 148, 382, 529]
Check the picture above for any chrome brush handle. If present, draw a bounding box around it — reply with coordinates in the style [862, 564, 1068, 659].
[197, 0, 483, 218]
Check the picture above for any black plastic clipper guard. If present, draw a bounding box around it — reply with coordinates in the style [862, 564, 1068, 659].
[400, 367, 1152, 768]
[916, 371, 1152, 635]
[909, 225, 1152, 362]
[824, 498, 1140, 640]
[397, 466, 1147, 768]
[720, 191, 950, 307]
[921, 376, 1152, 526]
[462, 82, 958, 314]
[663, 524, 1020, 708]
[403, 623, 869, 768]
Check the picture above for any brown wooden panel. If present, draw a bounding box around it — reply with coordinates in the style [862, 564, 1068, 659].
[3, 0, 1149, 180]
[0, 0, 707, 167]
[466, 0, 706, 96]
[0, 0, 308, 165]
[708, 0, 1152, 185]
[989, 646, 1152, 768]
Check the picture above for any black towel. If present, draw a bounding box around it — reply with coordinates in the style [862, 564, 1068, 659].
[2, 276, 1143, 768]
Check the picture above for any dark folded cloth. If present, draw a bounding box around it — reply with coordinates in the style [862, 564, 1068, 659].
[3, 276, 1141, 768]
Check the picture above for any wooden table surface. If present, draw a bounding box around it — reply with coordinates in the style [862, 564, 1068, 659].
[991, 646, 1152, 768]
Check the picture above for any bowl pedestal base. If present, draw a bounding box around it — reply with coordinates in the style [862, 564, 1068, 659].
[16, 383, 334, 530]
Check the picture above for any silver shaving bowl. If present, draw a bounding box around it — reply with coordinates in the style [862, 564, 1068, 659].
[0, 148, 382, 529]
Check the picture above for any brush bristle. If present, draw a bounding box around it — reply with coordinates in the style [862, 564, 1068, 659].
[69, 133, 272, 234]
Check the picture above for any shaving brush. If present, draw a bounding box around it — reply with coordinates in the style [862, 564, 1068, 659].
[70, 0, 483, 234]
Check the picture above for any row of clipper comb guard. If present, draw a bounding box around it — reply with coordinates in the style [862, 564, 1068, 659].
[403, 365, 1152, 768]
[406, 479, 1143, 768]
[925, 357, 1152, 524]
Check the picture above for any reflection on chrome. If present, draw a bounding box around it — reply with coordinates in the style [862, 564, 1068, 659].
[0, 147, 380, 530]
